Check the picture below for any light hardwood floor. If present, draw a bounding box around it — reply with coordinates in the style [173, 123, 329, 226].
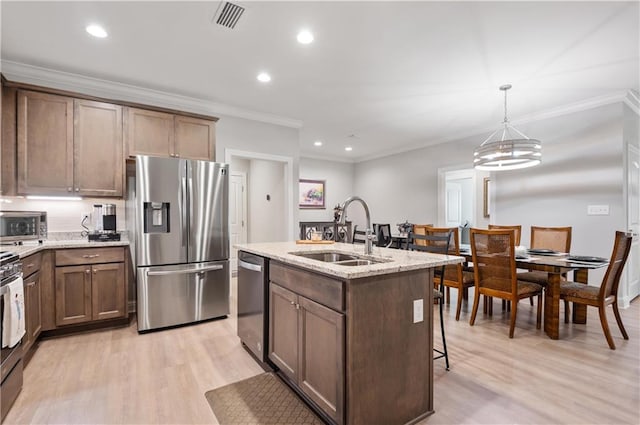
[4, 280, 639, 424]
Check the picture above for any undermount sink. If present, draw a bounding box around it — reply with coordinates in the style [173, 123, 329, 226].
[290, 251, 389, 266]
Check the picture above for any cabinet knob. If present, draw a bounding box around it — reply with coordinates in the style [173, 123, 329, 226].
[85, 269, 90, 274]
[93, 269, 97, 274]
[75, 188, 80, 192]
[290, 301, 295, 305]
[67, 187, 72, 192]
[174, 154, 180, 158]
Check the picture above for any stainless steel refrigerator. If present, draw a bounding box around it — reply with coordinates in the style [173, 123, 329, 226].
[133, 155, 229, 332]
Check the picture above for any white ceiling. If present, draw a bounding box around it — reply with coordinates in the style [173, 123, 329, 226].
[1, 1, 638, 162]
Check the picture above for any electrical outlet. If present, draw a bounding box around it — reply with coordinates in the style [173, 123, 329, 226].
[413, 299, 424, 323]
[587, 205, 609, 216]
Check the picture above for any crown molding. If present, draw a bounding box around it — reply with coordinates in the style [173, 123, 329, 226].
[356, 90, 632, 163]
[1, 60, 303, 129]
[299, 153, 356, 164]
[624, 89, 640, 116]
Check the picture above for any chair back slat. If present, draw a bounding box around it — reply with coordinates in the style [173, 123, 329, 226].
[531, 226, 572, 252]
[423, 226, 460, 282]
[405, 231, 452, 281]
[373, 223, 392, 247]
[352, 225, 367, 244]
[471, 228, 517, 296]
[600, 231, 633, 299]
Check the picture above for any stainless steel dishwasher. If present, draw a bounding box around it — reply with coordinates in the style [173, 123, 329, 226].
[237, 251, 269, 362]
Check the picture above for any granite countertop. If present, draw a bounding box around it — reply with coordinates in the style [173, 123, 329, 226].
[6, 239, 130, 259]
[235, 241, 464, 279]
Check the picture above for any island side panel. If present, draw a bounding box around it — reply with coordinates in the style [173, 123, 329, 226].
[346, 268, 434, 425]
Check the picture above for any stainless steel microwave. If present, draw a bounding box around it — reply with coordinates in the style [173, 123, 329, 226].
[0, 211, 47, 243]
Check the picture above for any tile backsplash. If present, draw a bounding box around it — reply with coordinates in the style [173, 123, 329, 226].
[0, 197, 126, 233]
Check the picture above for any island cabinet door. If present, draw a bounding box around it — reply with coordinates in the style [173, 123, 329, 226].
[269, 283, 299, 382]
[298, 296, 345, 425]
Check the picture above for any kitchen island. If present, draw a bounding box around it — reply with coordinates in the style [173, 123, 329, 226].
[236, 242, 463, 425]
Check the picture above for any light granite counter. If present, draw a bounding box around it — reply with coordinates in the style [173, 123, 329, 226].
[235, 241, 463, 279]
[5, 239, 130, 259]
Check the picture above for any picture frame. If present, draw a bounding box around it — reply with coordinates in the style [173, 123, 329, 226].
[483, 177, 491, 218]
[299, 179, 326, 209]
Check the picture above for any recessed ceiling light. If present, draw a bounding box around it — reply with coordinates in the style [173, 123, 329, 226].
[314, 140, 323, 147]
[86, 24, 108, 38]
[345, 146, 353, 152]
[297, 30, 314, 44]
[257, 72, 271, 83]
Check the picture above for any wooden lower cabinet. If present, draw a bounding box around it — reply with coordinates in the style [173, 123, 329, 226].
[269, 282, 345, 425]
[55, 265, 92, 326]
[91, 262, 126, 321]
[54, 247, 127, 327]
[23, 271, 42, 353]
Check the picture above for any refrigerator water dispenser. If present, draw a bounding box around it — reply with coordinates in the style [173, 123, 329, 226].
[143, 202, 170, 233]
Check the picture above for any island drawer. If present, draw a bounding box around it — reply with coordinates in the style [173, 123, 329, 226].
[270, 262, 344, 311]
[22, 252, 42, 278]
[55, 247, 125, 266]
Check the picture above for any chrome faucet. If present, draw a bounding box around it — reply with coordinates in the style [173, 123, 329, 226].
[336, 196, 374, 255]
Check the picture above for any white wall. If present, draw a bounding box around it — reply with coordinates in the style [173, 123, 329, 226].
[299, 158, 355, 223]
[247, 159, 287, 243]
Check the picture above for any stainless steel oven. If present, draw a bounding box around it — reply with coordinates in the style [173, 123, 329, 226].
[0, 211, 47, 244]
[0, 251, 23, 421]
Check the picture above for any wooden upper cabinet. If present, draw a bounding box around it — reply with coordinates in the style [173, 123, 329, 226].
[17, 90, 74, 195]
[16, 90, 123, 197]
[174, 115, 215, 160]
[74, 99, 123, 197]
[126, 107, 216, 160]
[126, 107, 174, 158]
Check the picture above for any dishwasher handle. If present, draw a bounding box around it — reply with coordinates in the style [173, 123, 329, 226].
[238, 259, 262, 273]
[146, 264, 223, 276]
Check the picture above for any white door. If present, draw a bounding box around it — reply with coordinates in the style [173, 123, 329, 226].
[445, 182, 462, 228]
[626, 144, 639, 302]
[230, 173, 247, 273]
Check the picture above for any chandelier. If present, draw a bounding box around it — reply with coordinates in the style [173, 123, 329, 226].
[473, 85, 541, 171]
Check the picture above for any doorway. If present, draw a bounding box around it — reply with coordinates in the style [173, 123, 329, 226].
[437, 166, 489, 242]
[225, 149, 294, 273]
[625, 144, 639, 305]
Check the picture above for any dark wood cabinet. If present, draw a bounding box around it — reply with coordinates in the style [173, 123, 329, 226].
[55, 265, 92, 326]
[126, 107, 216, 160]
[16, 90, 123, 196]
[22, 252, 43, 355]
[54, 247, 127, 327]
[17, 90, 74, 195]
[269, 266, 345, 425]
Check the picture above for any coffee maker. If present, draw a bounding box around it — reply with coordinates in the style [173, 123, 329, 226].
[89, 204, 121, 241]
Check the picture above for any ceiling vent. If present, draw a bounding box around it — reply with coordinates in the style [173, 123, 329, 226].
[212, 1, 245, 29]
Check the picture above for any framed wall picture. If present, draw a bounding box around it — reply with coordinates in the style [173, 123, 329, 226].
[483, 177, 491, 218]
[299, 179, 326, 209]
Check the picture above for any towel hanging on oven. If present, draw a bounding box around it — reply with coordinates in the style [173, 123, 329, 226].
[2, 277, 25, 348]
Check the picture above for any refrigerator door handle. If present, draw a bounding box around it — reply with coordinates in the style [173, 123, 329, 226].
[146, 264, 224, 276]
[181, 175, 188, 248]
[238, 259, 262, 273]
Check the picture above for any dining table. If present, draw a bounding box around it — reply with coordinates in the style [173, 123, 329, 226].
[459, 245, 609, 340]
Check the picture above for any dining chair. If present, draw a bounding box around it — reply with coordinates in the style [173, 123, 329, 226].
[373, 223, 393, 248]
[469, 228, 543, 338]
[488, 224, 522, 245]
[352, 225, 367, 244]
[560, 231, 633, 349]
[518, 226, 572, 285]
[423, 226, 475, 321]
[411, 224, 434, 247]
[406, 230, 452, 370]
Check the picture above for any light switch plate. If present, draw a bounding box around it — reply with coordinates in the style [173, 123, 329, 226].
[413, 299, 424, 323]
[587, 205, 609, 215]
